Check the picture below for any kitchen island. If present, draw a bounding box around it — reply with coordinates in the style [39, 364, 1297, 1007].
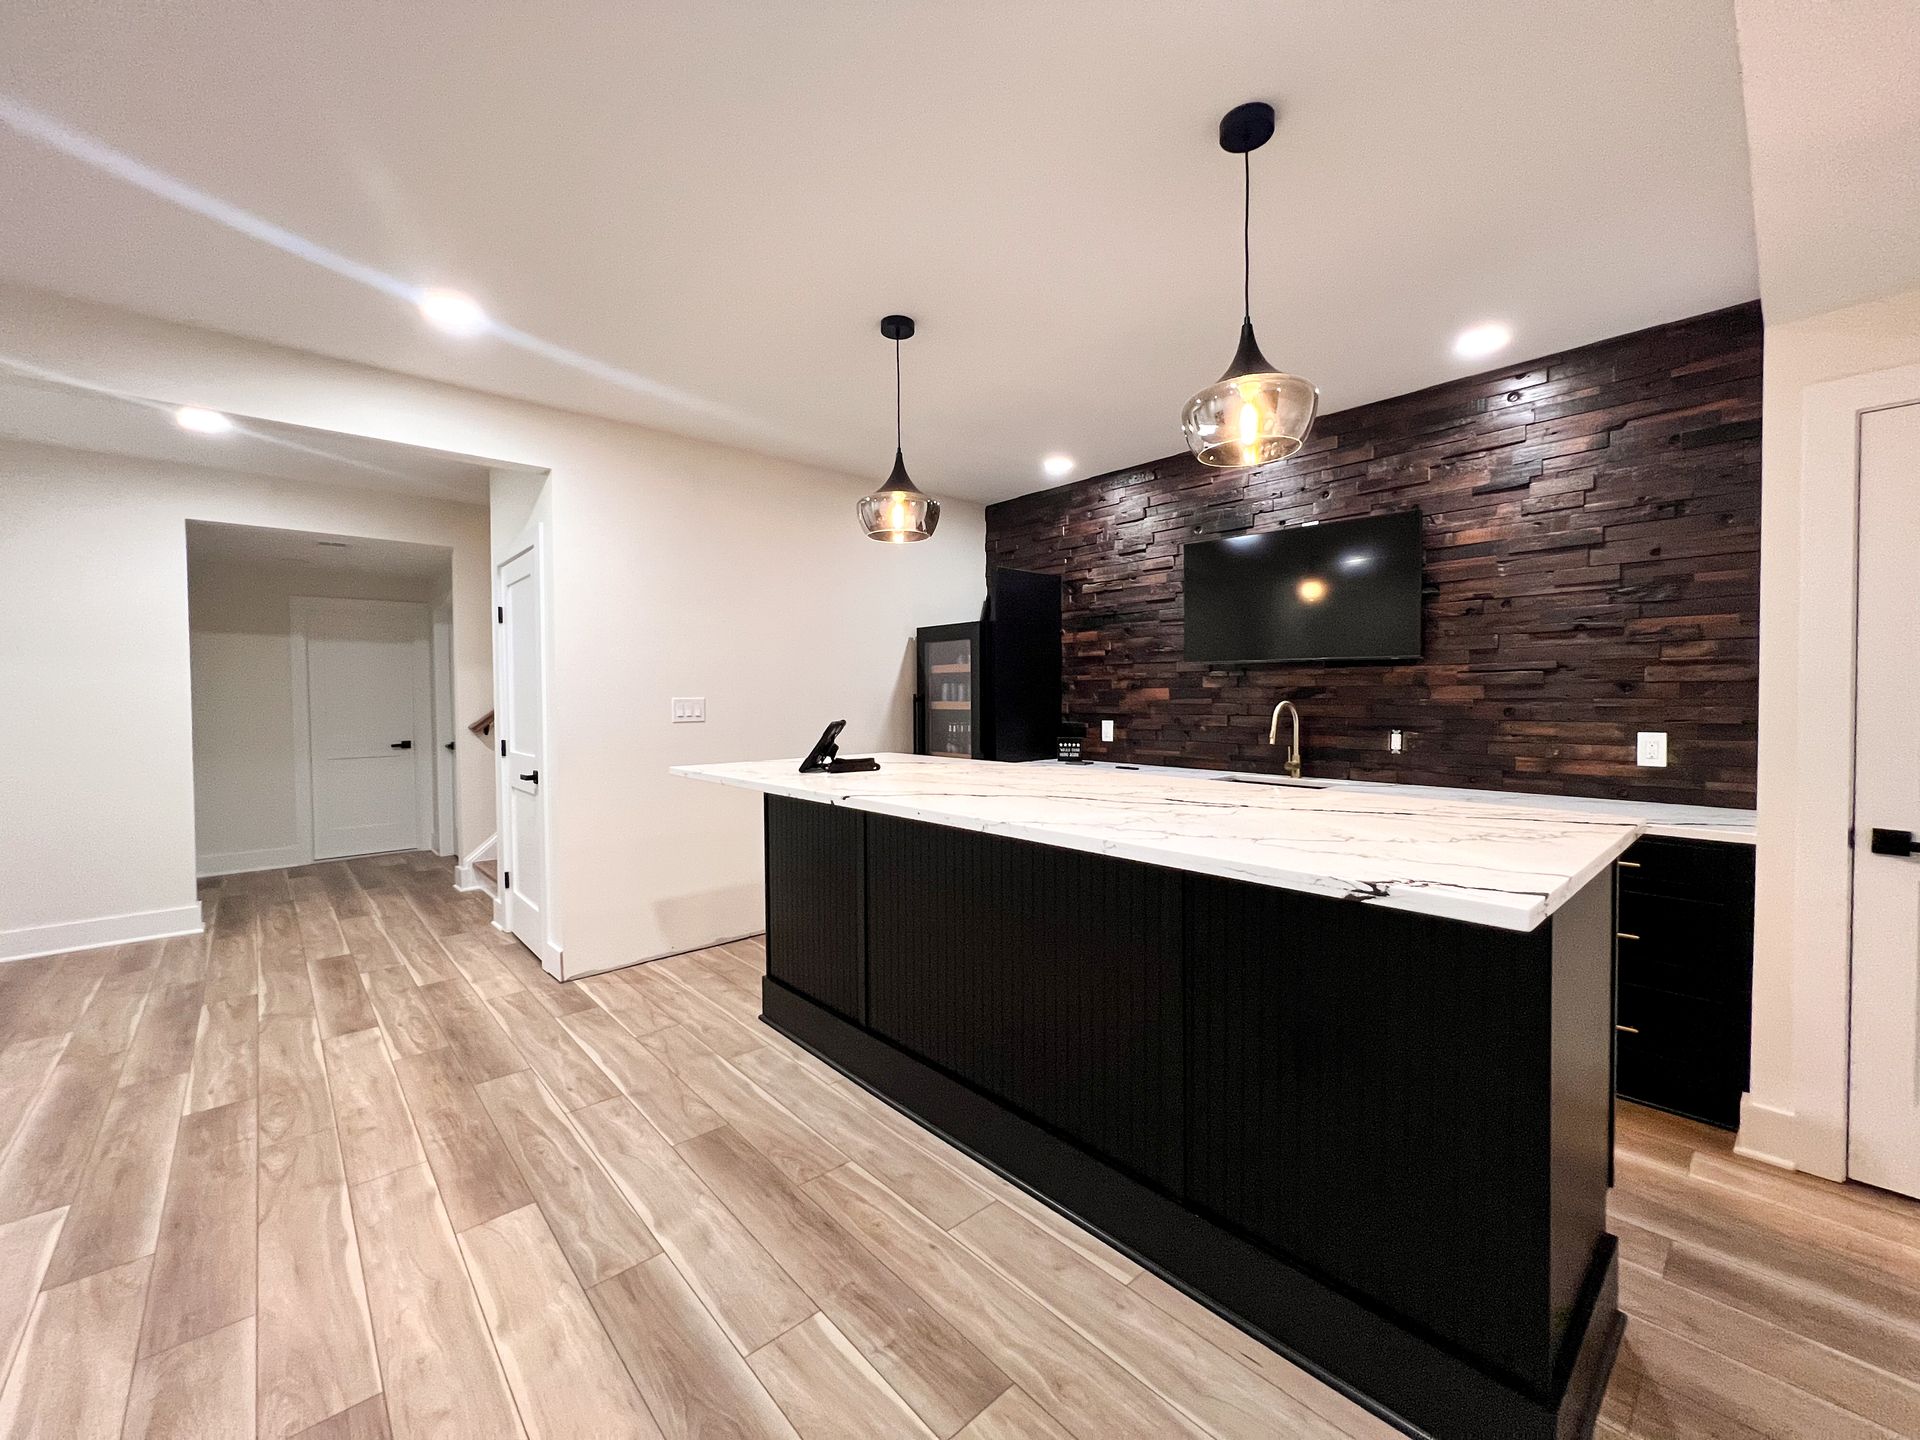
[673, 754, 1638, 1439]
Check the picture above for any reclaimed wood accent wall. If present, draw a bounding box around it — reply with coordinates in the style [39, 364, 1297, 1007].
[984, 303, 1761, 806]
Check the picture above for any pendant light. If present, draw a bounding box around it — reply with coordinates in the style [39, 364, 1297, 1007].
[858, 314, 941, 542]
[1181, 102, 1318, 468]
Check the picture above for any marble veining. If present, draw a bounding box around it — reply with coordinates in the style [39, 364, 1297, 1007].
[672, 754, 1646, 932]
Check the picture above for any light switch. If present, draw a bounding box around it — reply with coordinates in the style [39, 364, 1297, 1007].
[1100, 720, 1116, 743]
[1636, 731, 1667, 767]
[1389, 729, 1405, 755]
[671, 697, 706, 723]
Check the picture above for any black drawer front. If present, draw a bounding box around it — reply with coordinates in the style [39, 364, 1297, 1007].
[1617, 835, 1754, 900]
[1615, 986, 1749, 1131]
[1616, 891, 1753, 1005]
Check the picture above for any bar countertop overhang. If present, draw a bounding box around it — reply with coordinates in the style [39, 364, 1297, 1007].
[672, 753, 1643, 932]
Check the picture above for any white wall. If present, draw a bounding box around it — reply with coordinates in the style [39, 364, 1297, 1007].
[189, 555, 446, 875]
[1745, 283, 1920, 1175]
[0, 283, 987, 975]
[0, 436, 493, 960]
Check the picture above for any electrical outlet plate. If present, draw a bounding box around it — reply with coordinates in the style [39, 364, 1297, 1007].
[1636, 731, 1668, 767]
[1100, 719, 1115, 743]
[1389, 729, 1404, 755]
[671, 697, 706, 723]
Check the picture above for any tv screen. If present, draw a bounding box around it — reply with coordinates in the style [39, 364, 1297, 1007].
[1183, 511, 1424, 665]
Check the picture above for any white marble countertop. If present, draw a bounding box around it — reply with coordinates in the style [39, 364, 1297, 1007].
[1028, 759, 1756, 845]
[672, 754, 1652, 933]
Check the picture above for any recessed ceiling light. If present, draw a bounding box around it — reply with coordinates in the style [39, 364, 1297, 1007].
[1453, 322, 1513, 360]
[417, 287, 489, 337]
[1042, 454, 1075, 480]
[174, 406, 233, 434]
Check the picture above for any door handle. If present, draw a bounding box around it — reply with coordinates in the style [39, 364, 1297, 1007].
[519, 770, 539, 784]
[390, 740, 413, 750]
[1870, 828, 1919, 857]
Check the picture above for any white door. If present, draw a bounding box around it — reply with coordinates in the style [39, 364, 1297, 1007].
[498, 545, 551, 967]
[1849, 400, 1920, 1197]
[297, 597, 433, 861]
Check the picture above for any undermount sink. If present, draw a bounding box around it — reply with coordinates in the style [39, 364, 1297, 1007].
[1212, 774, 1330, 790]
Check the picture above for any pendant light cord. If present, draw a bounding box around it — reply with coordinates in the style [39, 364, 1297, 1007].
[1242, 150, 1252, 324]
[894, 336, 903, 452]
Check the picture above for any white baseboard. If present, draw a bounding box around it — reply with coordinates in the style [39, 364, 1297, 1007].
[1734, 1093, 1803, 1172]
[1, 902, 205, 963]
[198, 844, 310, 878]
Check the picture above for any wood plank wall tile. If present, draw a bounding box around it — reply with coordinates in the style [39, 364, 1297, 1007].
[982, 303, 1762, 806]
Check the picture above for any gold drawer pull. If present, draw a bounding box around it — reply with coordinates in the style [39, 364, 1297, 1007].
[1616, 932, 1641, 941]
[1617, 860, 1642, 869]
[1616, 1024, 1640, 1035]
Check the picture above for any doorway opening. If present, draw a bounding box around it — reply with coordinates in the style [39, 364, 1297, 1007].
[187, 520, 456, 873]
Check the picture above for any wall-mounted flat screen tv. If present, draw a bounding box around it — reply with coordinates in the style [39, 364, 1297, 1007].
[1183, 510, 1424, 665]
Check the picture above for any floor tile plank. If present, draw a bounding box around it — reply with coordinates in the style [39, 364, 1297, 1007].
[952, 1199, 1338, 1437]
[122, 1315, 255, 1440]
[390, 1049, 532, 1232]
[747, 1313, 939, 1440]
[0, 1254, 150, 1440]
[259, 1015, 335, 1146]
[679, 1127, 1008, 1437]
[642, 1027, 842, 1186]
[459, 1202, 662, 1439]
[557, 1009, 722, 1144]
[0, 1045, 125, 1222]
[324, 1029, 427, 1186]
[805, 1163, 1208, 1439]
[487, 992, 617, 1108]
[141, 1100, 256, 1357]
[187, 994, 258, 1114]
[257, 1127, 382, 1439]
[417, 979, 526, 1083]
[475, 1069, 658, 1286]
[350, 1162, 524, 1440]
[120, 981, 206, 1087]
[310, 955, 380, 1040]
[591, 1254, 802, 1440]
[0, 1210, 66, 1393]
[573, 1097, 814, 1354]
[41, 1073, 188, 1289]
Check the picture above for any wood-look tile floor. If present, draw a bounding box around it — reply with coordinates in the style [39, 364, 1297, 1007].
[0, 856, 1916, 1438]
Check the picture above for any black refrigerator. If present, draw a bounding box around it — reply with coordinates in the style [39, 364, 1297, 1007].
[914, 568, 1061, 761]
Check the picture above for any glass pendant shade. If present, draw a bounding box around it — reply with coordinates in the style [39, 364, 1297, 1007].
[1184, 323, 1318, 469]
[858, 449, 941, 542]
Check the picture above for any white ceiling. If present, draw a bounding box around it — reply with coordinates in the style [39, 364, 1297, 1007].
[186, 519, 453, 583]
[0, 2, 1759, 504]
[1734, 0, 1920, 323]
[0, 370, 497, 503]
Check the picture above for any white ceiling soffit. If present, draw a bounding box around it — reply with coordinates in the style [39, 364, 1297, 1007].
[0, 2, 1757, 504]
[0, 371, 497, 503]
[1734, 0, 1920, 323]
[186, 519, 453, 582]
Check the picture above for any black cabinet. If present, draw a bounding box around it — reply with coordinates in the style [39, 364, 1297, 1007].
[913, 568, 1061, 762]
[1614, 836, 1755, 1129]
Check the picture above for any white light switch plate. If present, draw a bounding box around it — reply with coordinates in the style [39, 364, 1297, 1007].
[1100, 720, 1115, 743]
[671, 697, 706, 723]
[1636, 731, 1668, 767]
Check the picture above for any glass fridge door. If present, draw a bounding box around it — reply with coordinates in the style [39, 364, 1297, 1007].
[920, 633, 976, 757]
